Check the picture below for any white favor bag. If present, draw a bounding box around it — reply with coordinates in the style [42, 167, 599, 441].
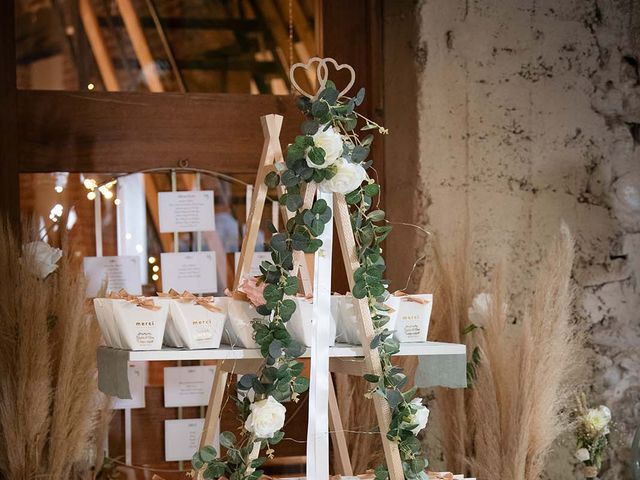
[286, 296, 337, 347]
[391, 294, 433, 342]
[224, 298, 262, 349]
[335, 294, 399, 345]
[168, 297, 227, 349]
[111, 298, 168, 350]
[93, 298, 123, 348]
[155, 297, 185, 348]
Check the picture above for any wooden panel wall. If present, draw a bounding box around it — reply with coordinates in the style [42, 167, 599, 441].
[17, 91, 301, 174]
[0, 0, 19, 223]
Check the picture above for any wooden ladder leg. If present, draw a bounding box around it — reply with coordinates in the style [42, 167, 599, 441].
[200, 364, 229, 449]
[328, 375, 354, 476]
[333, 194, 405, 480]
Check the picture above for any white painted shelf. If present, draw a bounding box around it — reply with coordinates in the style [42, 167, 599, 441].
[103, 341, 465, 362]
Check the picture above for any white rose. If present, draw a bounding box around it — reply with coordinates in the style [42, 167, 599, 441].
[306, 125, 343, 169]
[575, 448, 590, 462]
[320, 158, 368, 194]
[23, 241, 63, 279]
[584, 406, 610, 432]
[409, 397, 430, 435]
[244, 396, 286, 439]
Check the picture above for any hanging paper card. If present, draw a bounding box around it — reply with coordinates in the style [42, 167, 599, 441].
[84, 256, 142, 298]
[234, 251, 273, 278]
[161, 251, 217, 294]
[158, 190, 215, 233]
[164, 418, 208, 461]
[112, 362, 146, 409]
[163, 365, 216, 407]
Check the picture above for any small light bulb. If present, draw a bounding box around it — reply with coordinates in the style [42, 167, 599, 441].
[148, 256, 156, 264]
[87, 83, 95, 91]
[87, 191, 96, 200]
[125, 233, 132, 240]
[152, 265, 159, 272]
[54, 185, 63, 193]
[114, 198, 121, 205]
[83, 178, 97, 190]
[151, 274, 159, 281]
[135, 244, 143, 253]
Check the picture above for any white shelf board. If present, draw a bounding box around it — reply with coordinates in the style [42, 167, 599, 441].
[108, 341, 465, 362]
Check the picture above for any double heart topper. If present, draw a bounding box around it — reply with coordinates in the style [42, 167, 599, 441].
[289, 57, 356, 100]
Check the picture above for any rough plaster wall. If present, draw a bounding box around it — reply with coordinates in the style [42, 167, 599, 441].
[416, 0, 640, 478]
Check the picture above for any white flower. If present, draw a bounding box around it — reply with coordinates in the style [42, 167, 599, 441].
[244, 396, 286, 438]
[320, 158, 368, 194]
[468, 292, 507, 325]
[306, 126, 343, 169]
[408, 397, 430, 435]
[23, 241, 63, 279]
[584, 406, 611, 432]
[575, 448, 590, 462]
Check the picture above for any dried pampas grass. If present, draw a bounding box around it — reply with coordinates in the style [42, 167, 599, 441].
[0, 219, 110, 479]
[430, 224, 585, 479]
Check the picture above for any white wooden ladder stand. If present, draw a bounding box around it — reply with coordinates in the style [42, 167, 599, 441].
[199, 110, 404, 479]
[200, 57, 404, 480]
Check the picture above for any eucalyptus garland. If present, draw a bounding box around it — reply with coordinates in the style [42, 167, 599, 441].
[192, 81, 429, 480]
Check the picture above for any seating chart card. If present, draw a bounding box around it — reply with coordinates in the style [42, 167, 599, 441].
[83, 255, 142, 298]
[158, 191, 215, 233]
[163, 365, 216, 407]
[161, 251, 217, 294]
[164, 418, 207, 461]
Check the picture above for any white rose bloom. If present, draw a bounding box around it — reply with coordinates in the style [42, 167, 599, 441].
[584, 406, 611, 432]
[575, 448, 590, 462]
[409, 397, 430, 435]
[244, 396, 286, 439]
[320, 158, 367, 194]
[23, 241, 63, 279]
[306, 125, 343, 169]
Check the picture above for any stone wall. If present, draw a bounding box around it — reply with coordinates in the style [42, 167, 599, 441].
[385, 0, 640, 478]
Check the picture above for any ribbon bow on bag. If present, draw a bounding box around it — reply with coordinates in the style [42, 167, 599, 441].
[179, 291, 223, 313]
[393, 290, 431, 305]
[108, 289, 160, 311]
[160, 289, 223, 313]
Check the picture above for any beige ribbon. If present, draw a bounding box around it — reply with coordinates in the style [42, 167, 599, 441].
[393, 290, 431, 305]
[224, 287, 250, 302]
[108, 289, 160, 311]
[159, 289, 223, 312]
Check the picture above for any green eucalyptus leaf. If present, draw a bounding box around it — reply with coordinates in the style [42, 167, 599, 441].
[280, 298, 296, 320]
[301, 119, 320, 135]
[219, 431, 237, 449]
[311, 100, 330, 118]
[307, 147, 326, 166]
[363, 183, 380, 197]
[264, 171, 280, 188]
[354, 87, 366, 106]
[293, 376, 310, 393]
[284, 276, 299, 295]
[364, 373, 380, 383]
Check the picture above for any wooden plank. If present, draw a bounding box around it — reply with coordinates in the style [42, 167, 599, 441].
[0, 0, 19, 225]
[199, 366, 229, 449]
[333, 194, 404, 480]
[328, 377, 354, 476]
[115, 0, 164, 92]
[16, 91, 301, 174]
[79, 0, 121, 91]
[234, 114, 283, 289]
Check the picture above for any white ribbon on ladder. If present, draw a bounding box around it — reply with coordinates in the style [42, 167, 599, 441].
[306, 191, 334, 479]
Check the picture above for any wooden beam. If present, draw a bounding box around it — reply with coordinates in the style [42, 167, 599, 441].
[16, 91, 301, 174]
[276, 0, 316, 57]
[115, 0, 164, 92]
[143, 175, 173, 254]
[79, 0, 121, 91]
[0, 0, 19, 225]
[253, 0, 312, 93]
